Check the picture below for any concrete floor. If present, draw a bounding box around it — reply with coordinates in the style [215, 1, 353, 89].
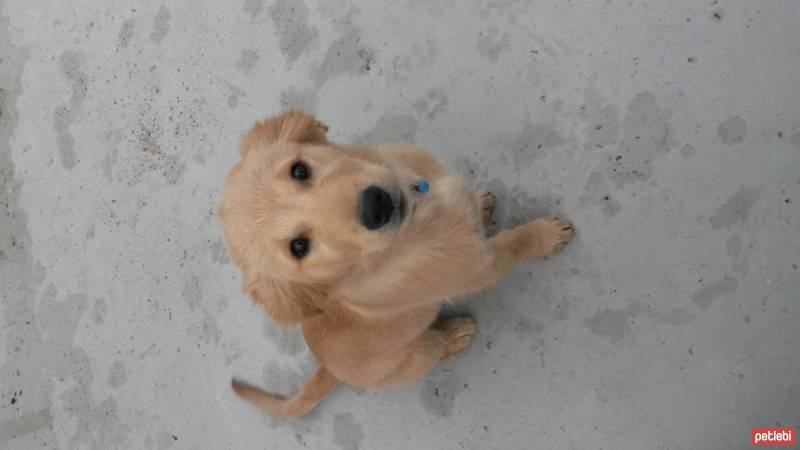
[1, 0, 798, 448]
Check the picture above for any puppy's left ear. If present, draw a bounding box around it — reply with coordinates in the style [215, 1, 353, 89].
[240, 109, 330, 157]
[242, 269, 325, 325]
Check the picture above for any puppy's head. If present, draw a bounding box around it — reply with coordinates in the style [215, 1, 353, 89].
[218, 110, 412, 323]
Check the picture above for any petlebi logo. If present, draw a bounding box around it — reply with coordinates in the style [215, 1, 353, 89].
[751, 427, 795, 446]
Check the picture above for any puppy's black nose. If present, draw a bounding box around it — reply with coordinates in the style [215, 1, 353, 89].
[359, 185, 394, 230]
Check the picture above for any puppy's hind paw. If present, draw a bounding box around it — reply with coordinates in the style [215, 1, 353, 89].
[437, 317, 477, 358]
[314, 120, 329, 133]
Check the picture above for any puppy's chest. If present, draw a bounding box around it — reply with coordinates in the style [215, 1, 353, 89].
[414, 176, 482, 230]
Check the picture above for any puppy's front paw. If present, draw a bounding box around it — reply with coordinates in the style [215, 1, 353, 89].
[479, 192, 495, 226]
[521, 217, 574, 259]
[437, 317, 476, 358]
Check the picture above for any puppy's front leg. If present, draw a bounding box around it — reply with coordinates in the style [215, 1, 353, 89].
[465, 217, 574, 293]
[498, 216, 574, 261]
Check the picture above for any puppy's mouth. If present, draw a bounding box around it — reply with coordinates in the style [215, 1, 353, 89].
[398, 181, 429, 226]
[392, 191, 407, 225]
[393, 180, 430, 226]
[380, 188, 410, 229]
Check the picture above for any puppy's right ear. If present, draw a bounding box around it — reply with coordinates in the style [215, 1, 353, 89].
[240, 109, 330, 157]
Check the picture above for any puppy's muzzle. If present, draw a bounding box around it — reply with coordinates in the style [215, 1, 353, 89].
[358, 185, 396, 230]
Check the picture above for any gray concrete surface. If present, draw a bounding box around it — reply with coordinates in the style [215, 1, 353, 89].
[1, 0, 799, 449]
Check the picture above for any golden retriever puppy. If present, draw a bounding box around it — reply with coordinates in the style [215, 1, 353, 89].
[218, 110, 573, 418]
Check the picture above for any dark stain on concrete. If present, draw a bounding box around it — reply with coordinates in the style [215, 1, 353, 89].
[413, 88, 449, 121]
[92, 298, 108, 324]
[270, 0, 319, 65]
[243, 0, 264, 17]
[497, 120, 563, 167]
[789, 131, 800, 147]
[210, 238, 229, 265]
[708, 187, 762, 229]
[0, 18, 62, 445]
[420, 370, 464, 417]
[333, 413, 364, 450]
[281, 8, 377, 112]
[53, 51, 88, 169]
[579, 75, 621, 152]
[106, 360, 128, 389]
[237, 49, 259, 74]
[612, 91, 676, 188]
[476, 25, 511, 62]
[182, 275, 202, 311]
[263, 318, 306, 355]
[717, 116, 747, 145]
[586, 308, 632, 341]
[726, 234, 742, 259]
[579, 172, 623, 218]
[149, 6, 171, 44]
[117, 18, 135, 48]
[579, 89, 674, 215]
[692, 276, 740, 309]
[513, 316, 545, 340]
[585, 300, 703, 340]
[352, 113, 418, 145]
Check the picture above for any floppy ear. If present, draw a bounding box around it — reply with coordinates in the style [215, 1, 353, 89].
[240, 109, 330, 157]
[242, 270, 324, 325]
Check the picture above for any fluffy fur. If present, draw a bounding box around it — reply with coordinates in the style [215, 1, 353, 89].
[219, 110, 574, 418]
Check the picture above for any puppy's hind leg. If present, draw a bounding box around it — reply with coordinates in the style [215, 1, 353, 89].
[379, 317, 476, 386]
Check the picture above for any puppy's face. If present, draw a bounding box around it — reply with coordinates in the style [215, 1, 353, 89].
[220, 139, 412, 288]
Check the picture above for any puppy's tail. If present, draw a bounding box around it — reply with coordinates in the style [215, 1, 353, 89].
[231, 365, 337, 418]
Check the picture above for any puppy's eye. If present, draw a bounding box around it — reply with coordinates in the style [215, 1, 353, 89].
[290, 237, 310, 259]
[290, 162, 310, 180]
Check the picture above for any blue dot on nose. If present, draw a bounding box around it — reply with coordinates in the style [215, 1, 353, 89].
[417, 179, 429, 193]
